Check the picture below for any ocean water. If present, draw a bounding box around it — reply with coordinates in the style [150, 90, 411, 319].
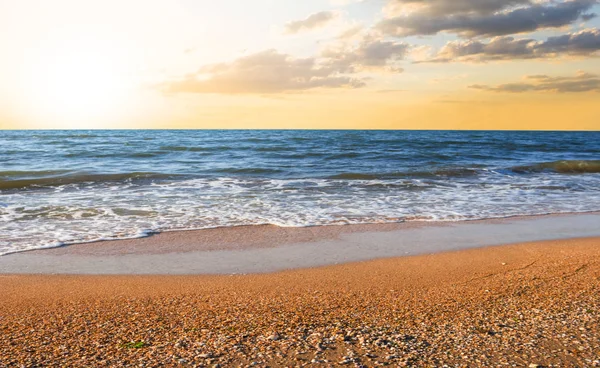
[1, 130, 599, 255]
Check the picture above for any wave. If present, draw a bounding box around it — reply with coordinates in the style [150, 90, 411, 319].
[31, 133, 99, 140]
[3, 160, 598, 192]
[325, 152, 363, 160]
[159, 145, 229, 152]
[328, 173, 380, 180]
[0, 170, 73, 179]
[255, 146, 292, 152]
[327, 168, 480, 180]
[159, 145, 191, 152]
[329, 161, 600, 180]
[212, 168, 283, 175]
[511, 160, 600, 174]
[0, 172, 176, 191]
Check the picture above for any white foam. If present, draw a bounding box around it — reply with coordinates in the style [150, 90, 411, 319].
[1, 171, 599, 255]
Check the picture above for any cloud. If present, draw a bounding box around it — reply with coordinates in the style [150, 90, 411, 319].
[284, 11, 337, 34]
[469, 71, 600, 93]
[536, 27, 600, 53]
[385, 0, 531, 17]
[160, 33, 411, 95]
[323, 37, 410, 72]
[159, 50, 366, 94]
[157, 28, 411, 94]
[419, 28, 600, 62]
[378, 0, 597, 37]
[336, 24, 364, 40]
[424, 37, 536, 62]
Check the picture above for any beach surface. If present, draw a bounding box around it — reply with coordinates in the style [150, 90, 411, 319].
[1, 213, 599, 274]
[1, 237, 599, 367]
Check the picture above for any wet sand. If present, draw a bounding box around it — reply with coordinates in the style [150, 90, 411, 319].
[1, 237, 599, 367]
[1, 213, 599, 274]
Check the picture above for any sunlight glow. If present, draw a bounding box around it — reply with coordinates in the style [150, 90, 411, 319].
[18, 36, 134, 126]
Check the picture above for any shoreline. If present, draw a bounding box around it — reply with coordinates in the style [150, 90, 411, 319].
[2, 237, 599, 366]
[1, 212, 599, 275]
[7, 210, 600, 257]
[6, 210, 600, 257]
[11, 210, 600, 255]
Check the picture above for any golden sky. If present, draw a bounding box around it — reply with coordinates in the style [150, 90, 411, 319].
[1, 0, 599, 130]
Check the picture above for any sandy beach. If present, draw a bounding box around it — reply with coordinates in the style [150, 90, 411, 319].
[2, 236, 600, 367]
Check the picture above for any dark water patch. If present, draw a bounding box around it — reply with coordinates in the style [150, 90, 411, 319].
[0, 170, 73, 180]
[155, 145, 237, 153]
[290, 137, 312, 142]
[159, 145, 234, 153]
[535, 185, 570, 190]
[0, 172, 176, 191]
[276, 152, 328, 159]
[431, 168, 480, 177]
[255, 146, 291, 152]
[159, 145, 189, 152]
[327, 168, 481, 180]
[212, 168, 284, 175]
[129, 152, 164, 158]
[511, 160, 600, 174]
[188, 147, 212, 152]
[64, 151, 167, 159]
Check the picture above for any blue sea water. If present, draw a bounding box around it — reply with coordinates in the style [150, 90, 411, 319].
[0, 130, 599, 255]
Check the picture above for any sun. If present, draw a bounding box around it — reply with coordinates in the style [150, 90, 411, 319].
[18, 38, 133, 127]
[36, 51, 125, 119]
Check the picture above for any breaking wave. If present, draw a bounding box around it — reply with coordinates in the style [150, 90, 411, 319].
[511, 160, 600, 174]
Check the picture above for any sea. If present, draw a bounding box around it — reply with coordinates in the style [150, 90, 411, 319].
[1, 130, 599, 255]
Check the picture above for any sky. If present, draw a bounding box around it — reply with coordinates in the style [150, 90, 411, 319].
[0, 0, 599, 130]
